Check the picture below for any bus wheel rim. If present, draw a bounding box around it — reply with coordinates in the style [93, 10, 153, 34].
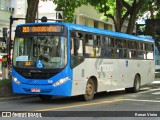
[86, 83, 93, 96]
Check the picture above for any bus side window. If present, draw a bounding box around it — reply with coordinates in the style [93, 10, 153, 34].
[146, 43, 154, 59]
[101, 37, 116, 58]
[85, 34, 94, 57]
[116, 39, 128, 58]
[85, 34, 101, 57]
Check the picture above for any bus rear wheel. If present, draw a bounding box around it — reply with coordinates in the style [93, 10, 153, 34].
[83, 79, 95, 101]
[125, 75, 140, 93]
[39, 95, 52, 101]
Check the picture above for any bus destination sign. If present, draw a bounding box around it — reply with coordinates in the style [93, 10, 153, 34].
[22, 25, 62, 33]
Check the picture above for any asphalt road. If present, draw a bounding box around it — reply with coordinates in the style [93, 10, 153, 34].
[0, 81, 160, 120]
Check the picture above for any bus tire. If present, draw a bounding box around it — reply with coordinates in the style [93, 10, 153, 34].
[132, 75, 141, 93]
[83, 79, 95, 101]
[125, 75, 140, 93]
[39, 95, 52, 101]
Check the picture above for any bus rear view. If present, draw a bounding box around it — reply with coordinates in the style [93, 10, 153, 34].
[12, 23, 72, 100]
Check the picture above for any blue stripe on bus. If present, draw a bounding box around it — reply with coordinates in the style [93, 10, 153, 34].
[17, 22, 154, 42]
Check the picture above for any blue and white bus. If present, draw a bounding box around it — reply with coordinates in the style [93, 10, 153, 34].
[12, 19, 155, 101]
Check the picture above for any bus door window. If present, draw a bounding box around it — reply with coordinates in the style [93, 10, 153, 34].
[71, 31, 84, 68]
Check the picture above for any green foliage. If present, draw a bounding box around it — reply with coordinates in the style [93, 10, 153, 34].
[88, 0, 157, 33]
[53, 0, 88, 23]
[155, 72, 160, 78]
[136, 0, 160, 19]
[0, 79, 12, 97]
[154, 0, 160, 18]
[0, 79, 11, 87]
[89, 0, 115, 17]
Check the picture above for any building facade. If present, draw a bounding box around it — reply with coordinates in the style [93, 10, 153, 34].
[13, 0, 114, 31]
[0, 0, 15, 78]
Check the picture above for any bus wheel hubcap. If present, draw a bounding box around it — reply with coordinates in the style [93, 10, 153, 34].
[86, 83, 93, 96]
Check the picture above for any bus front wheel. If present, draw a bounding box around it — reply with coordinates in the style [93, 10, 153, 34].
[125, 75, 141, 93]
[83, 79, 95, 101]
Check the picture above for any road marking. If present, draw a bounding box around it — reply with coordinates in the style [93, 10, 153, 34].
[152, 91, 160, 95]
[35, 98, 124, 111]
[140, 88, 160, 94]
[152, 81, 160, 84]
[124, 99, 160, 103]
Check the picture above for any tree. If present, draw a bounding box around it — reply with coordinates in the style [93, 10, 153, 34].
[123, 0, 145, 34]
[53, 0, 87, 23]
[88, 0, 147, 34]
[26, 0, 39, 23]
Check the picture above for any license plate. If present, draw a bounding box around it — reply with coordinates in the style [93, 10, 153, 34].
[31, 88, 41, 92]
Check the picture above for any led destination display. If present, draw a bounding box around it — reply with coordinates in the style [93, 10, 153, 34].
[22, 25, 63, 33]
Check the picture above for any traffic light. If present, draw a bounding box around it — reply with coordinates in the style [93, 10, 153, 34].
[10, 40, 13, 49]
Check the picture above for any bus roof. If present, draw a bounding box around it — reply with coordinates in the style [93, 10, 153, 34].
[17, 22, 154, 43]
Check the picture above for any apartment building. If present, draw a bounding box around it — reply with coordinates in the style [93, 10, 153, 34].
[0, 0, 14, 36]
[13, 0, 114, 31]
[0, 0, 15, 78]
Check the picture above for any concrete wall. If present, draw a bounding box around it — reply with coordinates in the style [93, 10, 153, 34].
[75, 4, 113, 30]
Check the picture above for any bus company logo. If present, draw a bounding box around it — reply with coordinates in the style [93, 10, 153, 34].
[97, 63, 113, 73]
[1, 112, 42, 118]
[2, 112, 12, 117]
[48, 80, 53, 84]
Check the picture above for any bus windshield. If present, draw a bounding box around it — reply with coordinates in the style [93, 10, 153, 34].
[13, 36, 67, 69]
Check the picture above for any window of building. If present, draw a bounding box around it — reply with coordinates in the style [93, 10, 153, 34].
[0, 0, 10, 10]
[94, 21, 98, 28]
[104, 24, 108, 30]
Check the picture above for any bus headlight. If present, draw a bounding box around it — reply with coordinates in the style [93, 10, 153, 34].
[12, 76, 21, 85]
[53, 77, 70, 87]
